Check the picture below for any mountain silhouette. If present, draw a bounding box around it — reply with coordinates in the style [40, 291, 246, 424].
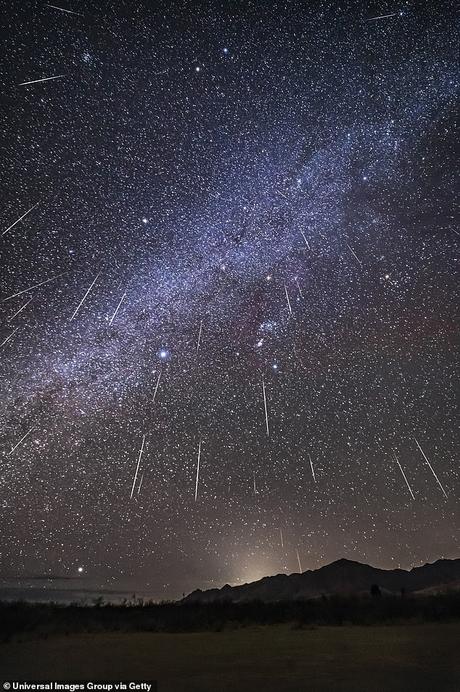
[183, 558, 460, 603]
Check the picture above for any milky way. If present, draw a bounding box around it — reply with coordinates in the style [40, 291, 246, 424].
[0, 0, 458, 601]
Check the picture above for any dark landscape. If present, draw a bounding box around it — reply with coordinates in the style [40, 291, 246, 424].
[2, 557, 460, 640]
[1, 558, 460, 690]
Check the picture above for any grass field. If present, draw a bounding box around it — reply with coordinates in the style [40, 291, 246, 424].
[0, 624, 459, 691]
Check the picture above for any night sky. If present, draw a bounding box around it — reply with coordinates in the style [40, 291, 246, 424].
[0, 0, 458, 602]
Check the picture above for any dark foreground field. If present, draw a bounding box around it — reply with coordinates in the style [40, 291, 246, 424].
[1, 624, 459, 692]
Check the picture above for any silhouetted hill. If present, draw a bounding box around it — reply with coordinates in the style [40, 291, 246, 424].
[183, 558, 460, 603]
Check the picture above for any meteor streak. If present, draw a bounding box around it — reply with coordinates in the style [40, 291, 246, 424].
[196, 320, 203, 352]
[109, 291, 126, 325]
[137, 472, 144, 495]
[279, 528, 284, 549]
[2, 202, 39, 236]
[300, 230, 311, 250]
[262, 378, 270, 437]
[45, 4, 83, 15]
[1, 327, 19, 349]
[18, 75, 65, 86]
[366, 12, 398, 21]
[284, 283, 292, 314]
[194, 440, 202, 501]
[346, 242, 362, 267]
[294, 277, 303, 299]
[296, 548, 303, 573]
[8, 297, 32, 322]
[130, 434, 146, 499]
[309, 453, 316, 482]
[2, 271, 67, 302]
[414, 437, 448, 498]
[70, 273, 100, 320]
[152, 371, 162, 403]
[8, 427, 35, 456]
[394, 453, 415, 500]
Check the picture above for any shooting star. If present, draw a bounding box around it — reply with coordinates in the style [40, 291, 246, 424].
[366, 12, 398, 21]
[1, 327, 19, 349]
[279, 528, 284, 549]
[394, 453, 415, 500]
[194, 440, 202, 502]
[8, 297, 32, 322]
[8, 426, 35, 456]
[196, 319, 203, 352]
[18, 75, 65, 86]
[109, 291, 126, 325]
[137, 472, 144, 495]
[70, 273, 100, 320]
[294, 277, 303, 299]
[414, 437, 448, 498]
[253, 471, 258, 496]
[296, 548, 303, 573]
[284, 283, 292, 314]
[130, 434, 146, 499]
[309, 453, 316, 483]
[2, 271, 68, 302]
[300, 230, 311, 250]
[2, 202, 40, 236]
[45, 4, 83, 15]
[346, 242, 363, 267]
[262, 377, 270, 437]
[152, 371, 162, 403]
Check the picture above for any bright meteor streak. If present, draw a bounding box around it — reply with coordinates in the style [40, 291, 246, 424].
[8, 297, 32, 322]
[2, 271, 68, 302]
[284, 283, 292, 314]
[414, 437, 448, 498]
[366, 12, 398, 21]
[8, 427, 35, 456]
[296, 548, 303, 573]
[196, 320, 203, 352]
[194, 440, 202, 501]
[262, 378, 270, 437]
[152, 371, 162, 403]
[1, 327, 19, 349]
[70, 273, 100, 320]
[109, 291, 126, 325]
[346, 242, 362, 267]
[130, 434, 146, 499]
[2, 202, 39, 236]
[309, 453, 316, 483]
[300, 230, 311, 250]
[394, 453, 415, 500]
[18, 75, 65, 86]
[45, 4, 83, 15]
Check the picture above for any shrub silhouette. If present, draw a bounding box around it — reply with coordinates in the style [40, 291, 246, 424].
[0, 591, 459, 641]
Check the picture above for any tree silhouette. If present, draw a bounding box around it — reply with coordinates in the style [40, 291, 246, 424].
[370, 584, 381, 598]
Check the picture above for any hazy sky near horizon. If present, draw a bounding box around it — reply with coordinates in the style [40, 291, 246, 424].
[0, 0, 458, 601]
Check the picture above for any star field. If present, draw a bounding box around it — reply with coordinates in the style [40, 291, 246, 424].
[0, 0, 458, 601]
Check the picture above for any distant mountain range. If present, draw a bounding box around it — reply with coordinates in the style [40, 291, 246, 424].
[183, 558, 460, 603]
